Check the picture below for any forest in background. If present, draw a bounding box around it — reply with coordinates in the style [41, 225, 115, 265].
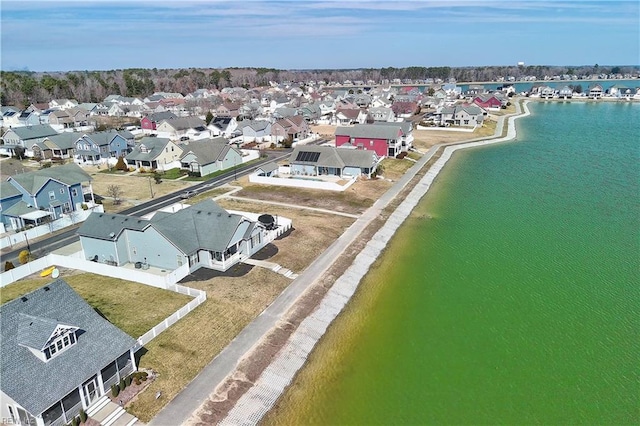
[1, 64, 638, 108]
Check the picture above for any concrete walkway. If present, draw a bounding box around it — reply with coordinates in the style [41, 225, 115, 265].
[243, 258, 298, 279]
[149, 106, 522, 426]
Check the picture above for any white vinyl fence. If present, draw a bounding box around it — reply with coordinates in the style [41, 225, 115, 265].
[0, 254, 206, 352]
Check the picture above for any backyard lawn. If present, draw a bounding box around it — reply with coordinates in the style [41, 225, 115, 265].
[1, 273, 193, 338]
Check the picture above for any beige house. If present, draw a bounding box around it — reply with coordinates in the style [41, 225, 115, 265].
[126, 137, 183, 171]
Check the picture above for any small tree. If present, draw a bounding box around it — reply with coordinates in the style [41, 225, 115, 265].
[4, 261, 15, 271]
[18, 250, 30, 265]
[14, 146, 26, 160]
[205, 110, 214, 125]
[115, 156, 127, 171]
[153, 171, 162, 184]
[106, 185, 124, 205]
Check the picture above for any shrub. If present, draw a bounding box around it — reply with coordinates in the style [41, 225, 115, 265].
[81, 203, 88, 210]
[18, 250, 30, 265]
[111, 383, 119, 398]
[71, 416, 79, 426]
[139, 167, 147, 174]
[115, 156, 127, 171]
[125, 375, 132, 387]
[79, 409, 87, 423]
[119, 377, 126, 391]
[4, 261, 15, 271]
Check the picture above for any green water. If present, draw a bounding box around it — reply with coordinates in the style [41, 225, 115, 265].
[265, 102, 640, 425]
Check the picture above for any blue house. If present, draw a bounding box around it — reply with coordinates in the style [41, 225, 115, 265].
[0, 163, 93, 231]
[74, 130, 131, 164]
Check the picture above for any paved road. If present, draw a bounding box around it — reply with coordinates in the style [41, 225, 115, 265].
[149, 113, 516, 426]
[0, 150, 292, 265]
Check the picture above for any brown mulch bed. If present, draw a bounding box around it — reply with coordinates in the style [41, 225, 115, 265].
[109, 370, 157, 408]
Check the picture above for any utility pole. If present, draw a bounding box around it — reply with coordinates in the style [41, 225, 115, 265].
[148, 176, 154, 198]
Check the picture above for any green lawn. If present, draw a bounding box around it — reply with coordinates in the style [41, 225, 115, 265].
[1, 273, 192, 338]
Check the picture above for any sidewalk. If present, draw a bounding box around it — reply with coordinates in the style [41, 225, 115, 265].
[149, 105, 522, 426]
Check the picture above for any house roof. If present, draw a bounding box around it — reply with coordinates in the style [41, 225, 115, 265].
[290, 145, 378, 170]
[17, 313, 69, 350]
[238, 120, 270, 132]
[145, 111, 177, 123]
[159, 117, 207, 131]
[8, 163, 92, 195]
[180, 138, 237, 166]
[78, 212, 150, 241]
[257, 162, 278, 173]
[151, 199, 248, 254]
[126, 138, 177, 162]
[42, 132, 80, 150]
[0, 181, 21, 199]
[80, 130, 126, 147]
[335, 123, 403, 140]
[0, 280, 136, 416]
[4, 124, 58, 141]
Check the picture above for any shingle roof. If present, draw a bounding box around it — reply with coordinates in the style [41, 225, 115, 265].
[146, 111, 177, 123]
[126, 138, 176, 162]
[0, 280, 136, 416]
[9, 163, 91, 195]
[160, 117, 207, 131]
[4, 124, 58, 140]
[77, 212, 150, 241]
[179, 138, 229, 166]
[17, 313, 68, 350]
[43, 132, 80, 150]
[335, 124, 403, 140]
[290, 145, 378, 169]
[151, 199, 246, 254]
[0, 181, 21, 199]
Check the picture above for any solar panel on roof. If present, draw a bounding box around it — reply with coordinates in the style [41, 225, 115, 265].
[295, 151, 320, 162]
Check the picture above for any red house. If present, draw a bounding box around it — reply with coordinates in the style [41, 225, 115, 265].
[335, 124, 406, 158]
[140, 111, 178, 132]
[472, 94, 504, 109]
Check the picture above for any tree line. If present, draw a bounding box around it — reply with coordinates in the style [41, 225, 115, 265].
[1, 64, 637, 108]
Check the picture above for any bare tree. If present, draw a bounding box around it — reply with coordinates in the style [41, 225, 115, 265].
[106, 185, 124, 205]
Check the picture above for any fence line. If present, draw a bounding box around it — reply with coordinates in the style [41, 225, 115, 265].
[1, 252, 207, 353]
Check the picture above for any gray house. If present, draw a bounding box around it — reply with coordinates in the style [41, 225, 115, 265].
[1, 124, 59, 157]
[78, 199, 271, 272]
[179, 137, 242, 177]
[290, 145, 380, 178]
[32, 132, 79, 160]
[0, 280, 137, 426]
[126, 137, 183, 171]
[238, 120, 271, 143]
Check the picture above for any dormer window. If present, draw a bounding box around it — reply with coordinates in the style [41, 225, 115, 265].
[44, 330, 77, 360]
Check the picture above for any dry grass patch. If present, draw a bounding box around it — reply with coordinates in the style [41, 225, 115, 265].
[129, 268, 291, 422]
[86, 167, 194, 204]
[217, 198, 355, 273]
[380, 157, 414, 181]
[1, 273, 192, 338]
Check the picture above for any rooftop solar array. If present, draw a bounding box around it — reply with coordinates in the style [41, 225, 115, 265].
[295, 151, 321, 162]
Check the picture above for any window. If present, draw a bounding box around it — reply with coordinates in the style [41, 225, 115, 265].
[464, 120, 469, 125]
[71, 188, 78, 197]
[60, 188, 64, 194]
[44, 330, 77, 360]
[63, 202, 71, 213]
[132, 247, 137, 255]
[49, 191, 55, 200]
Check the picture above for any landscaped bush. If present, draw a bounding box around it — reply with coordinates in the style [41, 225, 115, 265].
[79, 409, 87, 423]
[4, 261, 15, 271]
[18, 250, 30, 265]
[125, 375, 132, 387]
[81, 203, 88, 210]
[115, 156, 127, 171]
[119, 377, 126, 391]
[71, 416, 79, 426]
[111, 383, 119, 397]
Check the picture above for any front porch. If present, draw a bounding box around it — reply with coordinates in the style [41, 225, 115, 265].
[32, 350, 136, 426]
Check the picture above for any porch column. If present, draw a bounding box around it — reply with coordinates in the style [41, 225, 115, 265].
[89, 183, 95, 204]
[78, 384, 88, 410]
[130, 348, 137, 371]
[97, 369, 106, 395]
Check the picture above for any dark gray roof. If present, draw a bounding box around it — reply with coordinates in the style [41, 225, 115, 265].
[376, 121, 412, 135]
[151, 199, 248, 254]
[78, 212, 150, 241]
[17, 313, 71, 350]
[160, 117, 206, 131]
[290, 145, 378, 169]
[335, 124, 404, 140]
[4, 124, 58, 140]
[81, 129, 127, 147]
[146, 111, 177, 123]
[0, 280, 136, 415]
[179, 137, 237, 166]
[8, 163, 92, 195]
[257, 162, 278, 173]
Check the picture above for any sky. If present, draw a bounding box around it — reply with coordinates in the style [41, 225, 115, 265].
[1, 0, 639, 72]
